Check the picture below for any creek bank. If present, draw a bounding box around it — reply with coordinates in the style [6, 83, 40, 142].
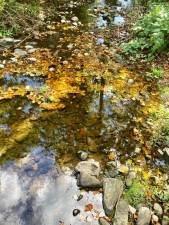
[74, 159, 168, 225]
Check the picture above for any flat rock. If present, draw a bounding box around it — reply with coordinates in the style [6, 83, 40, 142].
[99, 217, 110, 225]
[75, 159, 100, 177]
[103, 178, 124, 216]
[137, 207, 151, 225]
[78, 172, 101, 188]
[113, 199, 129, 225]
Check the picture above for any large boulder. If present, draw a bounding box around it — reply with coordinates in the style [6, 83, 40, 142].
[103, 178, 123, 216]
[113, 199, 129, 225]
[137, 207, 151, 225]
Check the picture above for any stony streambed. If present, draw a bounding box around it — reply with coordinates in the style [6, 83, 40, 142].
[0, 0, 168, 225]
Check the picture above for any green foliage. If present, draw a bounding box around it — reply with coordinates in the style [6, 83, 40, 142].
[121, 3, 169, 60]
[124, 180, 147, 207]
[146, 67, 164, 79]
[153, 186, 169, 202]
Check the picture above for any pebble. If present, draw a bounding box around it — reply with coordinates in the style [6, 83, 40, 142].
[77, 151, 88, 161]
[25, 45, 34, 50]
[14, 49, 27, 57]
[0, 64, 4, 69]
[71, 16, 79, 22]
[154, 203, 163, 216]
[128, 78, 134, 85]
[152, 214, 159, 223]
[27, 58, 37, 63]
[73, 209, 80, 216]
[135, 147, 141, 154]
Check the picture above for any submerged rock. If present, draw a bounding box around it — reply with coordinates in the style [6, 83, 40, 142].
[103, 178, 123, 216]
[99, 217, 110, 225]
[137, 207, 151, 225]
[113, 199, 129, 225]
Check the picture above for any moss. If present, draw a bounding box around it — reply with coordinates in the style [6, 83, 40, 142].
[124, 180, 147, 207]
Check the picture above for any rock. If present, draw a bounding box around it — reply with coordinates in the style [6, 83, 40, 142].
[129, 205, 136, 214]
[28, 48, 36, 54]
[104, 161, 117, 178]
[27, 58, 37, 63]
[77, 151, 88, 161]
[135, 147, 141, 154]
[25, 45, 34, 50]
[103, 178, 124, 216]
[126, 171, 136, 187]
[154, 203, 163, 216]
[127, 79, 134, 85]
[0, 64, 4, 69]
[99, 217, 110, 225]
[118, 164, 129, 174]
[78, 172, 101, 188]
[152, 214, 159, 223]
[71, 16, 79, 22]
[137, 207, 151, 225]
[75, 160, 100, 177]
[14, 49, 27, 57]
[113, 199, 129, 225]
[162, 216, 169, 225]
[73, 209, 80, 216]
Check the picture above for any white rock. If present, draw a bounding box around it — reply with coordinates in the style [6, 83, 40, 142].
[154, 203, 163, 216]
[71, 16, 79, 22]
[137, 207, 151, 225]
[152, 214, 159, 223]
[0, 64, 5, 69]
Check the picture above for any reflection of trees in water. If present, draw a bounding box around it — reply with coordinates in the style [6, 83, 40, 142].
[0, 76, 155, 164]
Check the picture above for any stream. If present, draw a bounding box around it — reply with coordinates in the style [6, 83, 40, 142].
[0, 0, 168, 225]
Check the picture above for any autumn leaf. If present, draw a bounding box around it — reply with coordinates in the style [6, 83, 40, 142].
[85, 203, 93, 212]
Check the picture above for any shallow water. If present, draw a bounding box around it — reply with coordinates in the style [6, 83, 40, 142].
[0, 0, 168, 224]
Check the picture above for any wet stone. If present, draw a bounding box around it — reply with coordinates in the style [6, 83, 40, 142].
[113, 199, 129, 225]
[73, 209, 80, 216]
[137, 207, 151, 225]
[103, 178, 123, 216]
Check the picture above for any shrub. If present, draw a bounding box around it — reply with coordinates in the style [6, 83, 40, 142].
[121, 3, 169, 60]
[124, 180, 147, 207]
